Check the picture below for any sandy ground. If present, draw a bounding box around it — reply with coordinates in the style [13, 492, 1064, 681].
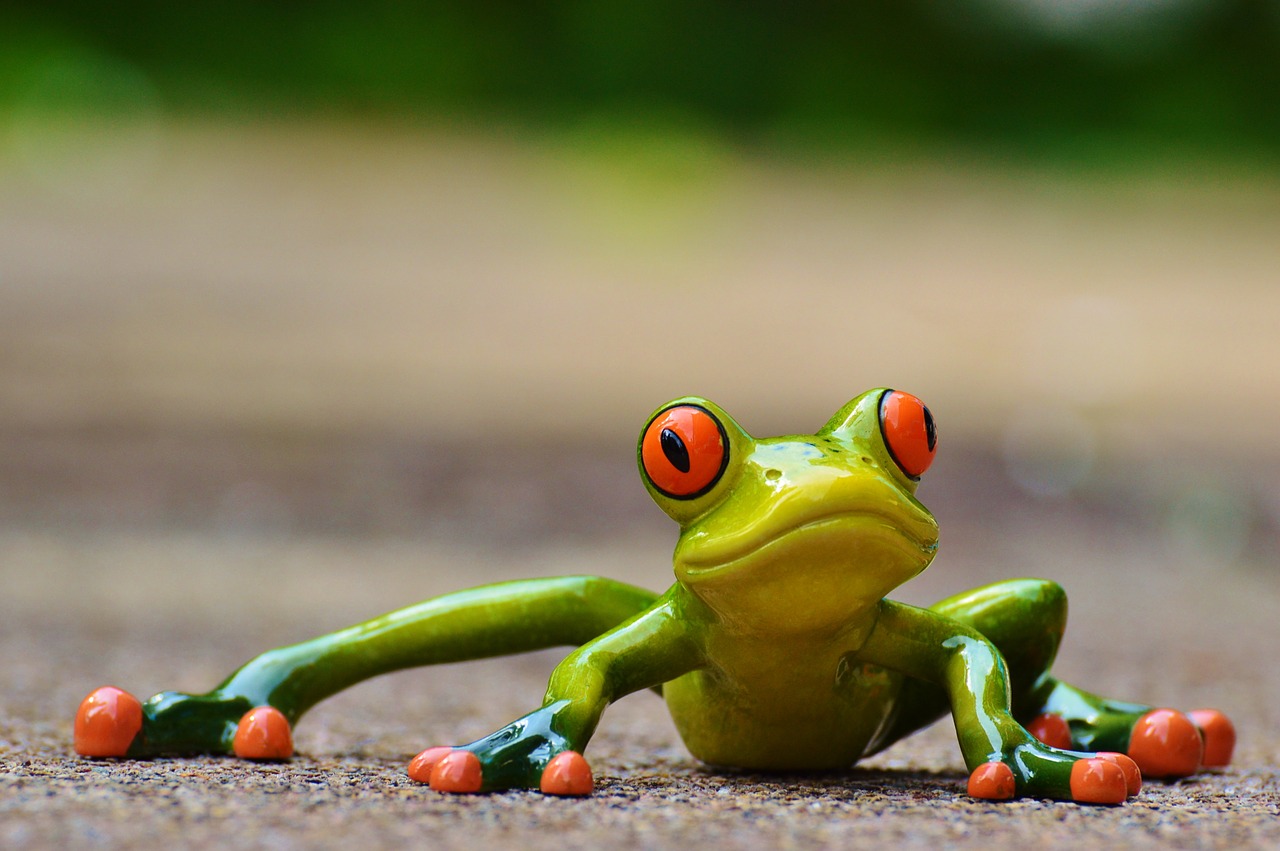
[2, 510, 1278, 851]
[1, 120, 1279, 848]
[3, 119, 1280, 450]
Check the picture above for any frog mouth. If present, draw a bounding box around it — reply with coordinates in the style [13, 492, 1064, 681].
[677, 509, 938, 578]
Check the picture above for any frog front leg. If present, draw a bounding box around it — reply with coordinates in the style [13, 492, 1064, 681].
[414, 591, 705, 796]
[74, 576, 659, 760]
[859, 598, 1141, 804]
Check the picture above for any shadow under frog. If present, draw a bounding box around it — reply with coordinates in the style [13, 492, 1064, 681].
[74, 389, 1234, 804]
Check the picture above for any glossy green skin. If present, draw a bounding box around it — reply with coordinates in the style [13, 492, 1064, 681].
[656, 391, 938, 768]
[121, 389, 1152, 799]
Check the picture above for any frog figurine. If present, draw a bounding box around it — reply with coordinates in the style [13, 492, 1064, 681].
[75, 389, 1235, 803]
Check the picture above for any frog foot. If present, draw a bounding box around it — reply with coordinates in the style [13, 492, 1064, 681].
[1188, 708, 1235, 768]
[409, 746, 594, 796]
[1126, 708, 1204, 778]
[967, 749, 1140, 804]
[75, 686, 143, 757]
[408, 701, 591, 794]
[76, 686, 276, 758]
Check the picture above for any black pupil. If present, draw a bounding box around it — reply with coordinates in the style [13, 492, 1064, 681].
[923, 405, 937, 451]
[660, 428, 691, 473]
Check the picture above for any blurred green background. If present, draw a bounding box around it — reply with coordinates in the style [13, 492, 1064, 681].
[0, 1, 1276, 596]
[3, 0, 1279, 165]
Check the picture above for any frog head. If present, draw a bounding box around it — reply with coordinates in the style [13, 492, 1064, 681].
[638, 389, 940, 635]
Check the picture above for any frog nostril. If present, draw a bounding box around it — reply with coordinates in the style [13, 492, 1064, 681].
[765, 469, 782, 482]
[860, 456, 872, 464]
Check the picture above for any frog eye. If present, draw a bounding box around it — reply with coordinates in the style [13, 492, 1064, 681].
[641, 405, 729, 499]
[879, 390, 937, 479]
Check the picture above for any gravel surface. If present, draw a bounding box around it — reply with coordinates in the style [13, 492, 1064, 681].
[2, 512, 1277, 850]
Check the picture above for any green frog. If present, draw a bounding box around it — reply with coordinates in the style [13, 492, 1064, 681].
[75, 388, 1234, 803]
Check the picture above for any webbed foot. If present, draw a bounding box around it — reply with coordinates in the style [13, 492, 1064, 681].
[1026, 701, 1235, 778]
[406, 701, 593, 796]
[966, 744, 1141, 805]
[74, 685, 289, 759]
[407, 745, 594, 796]
[1015, 713, 1139, 802]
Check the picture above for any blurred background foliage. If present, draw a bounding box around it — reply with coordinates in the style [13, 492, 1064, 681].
[2, 0, 1278, 166]
[1, 0, 1277, 571]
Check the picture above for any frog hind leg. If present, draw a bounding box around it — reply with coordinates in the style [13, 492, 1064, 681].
[991, 581, 1233, 777]
[74, 576, 660, 759]
[1032, 688, 1234, 778]
[868, 578, 1231, 780]
[867, 581, 1140, 803]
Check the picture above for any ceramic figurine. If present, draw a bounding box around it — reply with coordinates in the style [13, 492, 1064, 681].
[75, 389, 1235, 803]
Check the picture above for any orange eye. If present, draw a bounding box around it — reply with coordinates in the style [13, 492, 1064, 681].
[880, 390, 937, 479]
[640, 405, 729, 499]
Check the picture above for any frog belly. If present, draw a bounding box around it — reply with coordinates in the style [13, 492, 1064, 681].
[662, 663, 904, 770]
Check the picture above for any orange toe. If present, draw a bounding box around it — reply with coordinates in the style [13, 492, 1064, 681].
[1127, 708, 1203, 778]
[74, 686, 143, 757]
[1026, 712, 1073, 750]
[232, 706, 293, 760]
[408, 746, 454, 784]
[1096, 751, 1142, 796]
[429, 750, 483, 793]
[1070, 756, 1129, 804]
[1188, 709, 1235, 768]
[540, 751, 593, 796]
[967, 761, 1016, 800]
